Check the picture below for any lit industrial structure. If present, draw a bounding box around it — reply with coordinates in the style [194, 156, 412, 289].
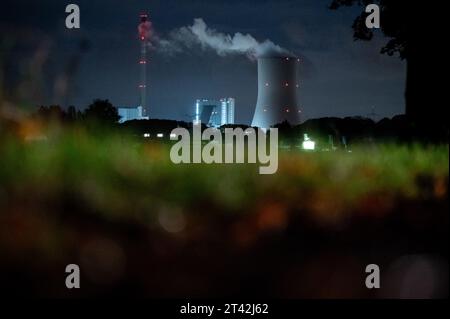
[138, 12, 151, 117]
[117, 105, 149, 123]
[251, 57, 301, 129]
[195, 98, 235, 127]
[117, 13, 152, 124]
[220, 98, 235, 125]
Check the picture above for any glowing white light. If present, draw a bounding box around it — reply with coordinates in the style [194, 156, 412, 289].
[302, 140, 315, 150]
[143, 133, 150, 138]
[170, 133, 177, 139]
[157, 133, 164, 138]
[302, 133, 315, 150]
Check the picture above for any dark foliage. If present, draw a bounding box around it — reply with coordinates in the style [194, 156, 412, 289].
[83, 99, 120, 124]
[31, 99, 119, 127]
[329, 0, 443, 125]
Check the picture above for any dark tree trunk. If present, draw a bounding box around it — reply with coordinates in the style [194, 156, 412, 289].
[405, 5, 444, 127]
[404, 52, 423, 121]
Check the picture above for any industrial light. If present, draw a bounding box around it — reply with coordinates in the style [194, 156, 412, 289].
[143, 133, 150, 138]
[157, 133, 164, 138]
[302, 140, 315, 150]
[302, 134, 315, 151]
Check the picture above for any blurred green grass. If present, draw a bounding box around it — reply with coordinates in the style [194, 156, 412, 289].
[0, 128, 448, 297]
[0, 129, 447, 223]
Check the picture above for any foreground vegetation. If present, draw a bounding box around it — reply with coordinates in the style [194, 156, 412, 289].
[0, 128, 448, 298]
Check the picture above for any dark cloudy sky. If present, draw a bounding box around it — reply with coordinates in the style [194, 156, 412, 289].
[1, 0, 406, 123]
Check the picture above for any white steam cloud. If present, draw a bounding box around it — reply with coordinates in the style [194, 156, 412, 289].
[155, 18, 293, 59]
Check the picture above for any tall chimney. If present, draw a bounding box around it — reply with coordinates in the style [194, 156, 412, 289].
[138, 13, 150, 117]
[251, 57, 301, 128]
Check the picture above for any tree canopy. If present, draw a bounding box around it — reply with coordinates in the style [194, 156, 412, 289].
[330, 0, 408, 58]
[83, 99, 120, 124]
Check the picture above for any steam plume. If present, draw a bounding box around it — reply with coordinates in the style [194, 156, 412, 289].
[156, 18, 294, 59]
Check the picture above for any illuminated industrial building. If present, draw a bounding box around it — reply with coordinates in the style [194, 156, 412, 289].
[220, 98, 235, 125]
[117, 106, 149, 123]
[195, 98, 235, 127]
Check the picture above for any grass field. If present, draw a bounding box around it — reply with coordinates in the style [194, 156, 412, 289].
[0, 128, 448, 298]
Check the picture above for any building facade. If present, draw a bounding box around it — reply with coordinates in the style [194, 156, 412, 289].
[220, 98, 235, 126]
[117, 106, 149, 123]
[195, 98, 235, 127]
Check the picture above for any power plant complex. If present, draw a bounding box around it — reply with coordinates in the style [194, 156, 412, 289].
[194, 56, 301, 129]
[118, 14, 302, 129]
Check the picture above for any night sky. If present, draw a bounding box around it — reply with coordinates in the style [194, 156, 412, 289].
[1, 0, 406, 124]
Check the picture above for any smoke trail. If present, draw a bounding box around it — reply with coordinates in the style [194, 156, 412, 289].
[156, 18, 293, 59]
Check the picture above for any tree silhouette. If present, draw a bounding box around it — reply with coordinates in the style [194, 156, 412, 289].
[35, 105, 66, 122]
[330, 1, 440, 123]
[83, 99, 120, 125]
[66, 105, 79, 122]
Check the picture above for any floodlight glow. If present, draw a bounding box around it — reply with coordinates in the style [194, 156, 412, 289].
[143, 133, 150, 138]
[302, 134, 315, 150]
[302, 140, 315, 150]
[157, 133, 164, 138]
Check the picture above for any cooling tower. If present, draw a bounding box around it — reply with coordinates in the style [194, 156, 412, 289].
[251, 57, 301, 129]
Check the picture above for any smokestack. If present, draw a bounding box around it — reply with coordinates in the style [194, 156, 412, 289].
[138, 13, 151, 117]
[251, 57, 301, 129]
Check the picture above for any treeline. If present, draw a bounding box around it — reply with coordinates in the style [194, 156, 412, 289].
[32, 99, 120, 125]
[28, 99, 448, 145]
[122, 115, 448, 145]
[273, 115, 449, 145]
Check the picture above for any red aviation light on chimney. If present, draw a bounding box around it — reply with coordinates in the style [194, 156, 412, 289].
[138, 12, 151, 42]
